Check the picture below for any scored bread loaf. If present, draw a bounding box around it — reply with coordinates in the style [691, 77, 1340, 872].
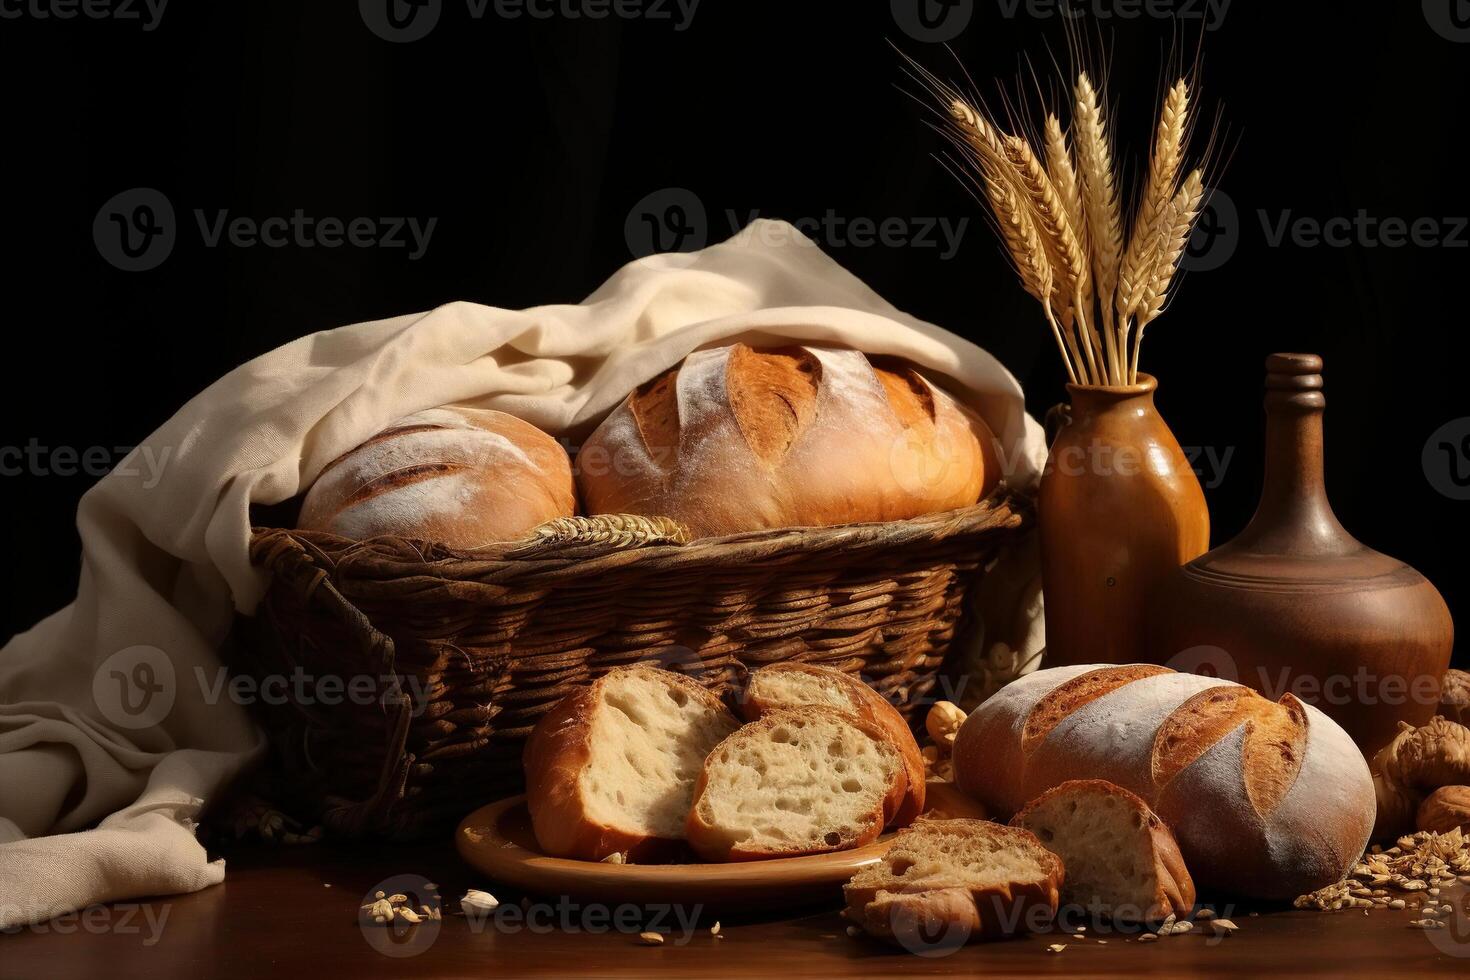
[952, 664, 1375, 899]
[522, 665, 739, 862]
[299, 407, 575, 549]
[686, 707, 907, 861]
[1010, 779, 1195, 922]
[843, 819, 1063, 945]
[741, 663, 926, 825]
[575, 344, 999, 539]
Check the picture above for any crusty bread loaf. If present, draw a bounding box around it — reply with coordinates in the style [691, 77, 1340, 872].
[299, 407, 575, 549]
[741, 663, 926, 825]
[522, 665, 739, 861]
[952, 664, 1375, 899]
[575, 344, 999, 539]
[843, 819, 1062, 945]
[1010, 779, 1195, 922]
[686, 707, 907, 861]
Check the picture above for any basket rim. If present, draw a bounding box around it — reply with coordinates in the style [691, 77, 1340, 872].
[250, 482, 1033, 582]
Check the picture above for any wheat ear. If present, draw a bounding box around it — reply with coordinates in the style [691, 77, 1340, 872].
[1074, 72, 1125, 383]
[1118, 79, 1190, 326]
[1001, 134, 1096, 382]
[1043, 113, 1103, 385]
[1130, 168, 1206, 381]
[980, 168, 1077, 383]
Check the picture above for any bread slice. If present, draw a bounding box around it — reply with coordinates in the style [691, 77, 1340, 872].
[685, 707, 907, 861]
[741, 663, 926, 825]
[522, 665, 739, 861]
[843, 819, 1063, 945]
[1009, 779, 1195, 922]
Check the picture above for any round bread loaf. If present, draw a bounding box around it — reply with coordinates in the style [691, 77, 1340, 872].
[575, 344, 999, 539]
[298, 407, 575, 549]
[951, 664, 1376, 900]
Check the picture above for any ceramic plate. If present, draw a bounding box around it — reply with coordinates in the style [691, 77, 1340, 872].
[455, 794, 897, 910]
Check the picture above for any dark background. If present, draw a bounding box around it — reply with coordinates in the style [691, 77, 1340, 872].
[1, 0, 1465, 664]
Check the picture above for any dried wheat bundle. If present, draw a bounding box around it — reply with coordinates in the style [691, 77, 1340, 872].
[915, 58, 1211, 387]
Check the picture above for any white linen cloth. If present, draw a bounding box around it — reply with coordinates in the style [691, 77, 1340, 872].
[0, 220, 1045, 927]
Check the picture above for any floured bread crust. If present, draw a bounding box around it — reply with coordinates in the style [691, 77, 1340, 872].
[952, 663, 1374, 899]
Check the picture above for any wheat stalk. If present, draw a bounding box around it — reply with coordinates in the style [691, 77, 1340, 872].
[980, 168, 1079, 383]
[1118, 79, 1190, 327]
[1074, 72, 1126, 383]
[1129, 168, 1206, 381]
[1001, 134, 1098, 383]
[1043, 113, 1104, 385]
[929, 63, 1209, 389]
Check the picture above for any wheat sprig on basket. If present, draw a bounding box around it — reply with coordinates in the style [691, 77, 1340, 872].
[927, 59, 1210, 389]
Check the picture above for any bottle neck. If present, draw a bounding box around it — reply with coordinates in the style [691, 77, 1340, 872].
[1238, 363, 1355, 557]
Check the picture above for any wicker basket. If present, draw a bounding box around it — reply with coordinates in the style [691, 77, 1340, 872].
[240, 485, 1032, 838]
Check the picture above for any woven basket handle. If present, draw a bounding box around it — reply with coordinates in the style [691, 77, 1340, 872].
[502, 514, 690, 560]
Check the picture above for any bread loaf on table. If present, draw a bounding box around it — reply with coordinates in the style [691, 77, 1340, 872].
[299, 407, 575, 549]
[576, 344, 999, 539]
[952, 664, 1375, 899]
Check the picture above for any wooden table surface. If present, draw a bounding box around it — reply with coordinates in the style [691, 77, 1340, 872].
[4, 839, 1469, 979]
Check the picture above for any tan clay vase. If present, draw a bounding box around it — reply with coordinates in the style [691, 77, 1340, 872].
[1151, 354, 1454, 757]
[1040, 374, 1210, 666]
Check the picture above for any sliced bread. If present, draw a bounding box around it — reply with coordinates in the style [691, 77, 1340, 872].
[843, 819, 1063, 945]
[522, 665, 739, 861]
[685, 707, 907, 861]
[1009, 779, 1195, 922]
[741, 663, 926, 825]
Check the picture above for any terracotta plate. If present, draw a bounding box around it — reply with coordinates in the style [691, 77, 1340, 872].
[455, 795, 896, 910]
